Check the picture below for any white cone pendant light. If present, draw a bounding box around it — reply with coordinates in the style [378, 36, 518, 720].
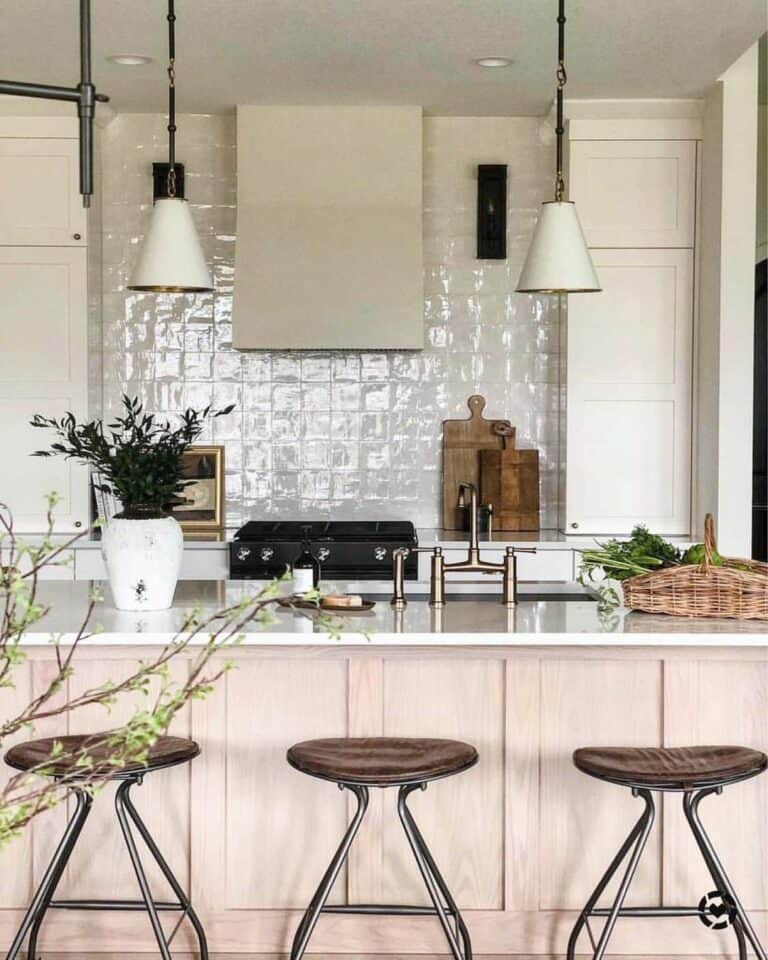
[516, 0, 600, 294]
[517, 201, 599, 293]
[130, 197, 212, 292]
[128, 0, 212, 293]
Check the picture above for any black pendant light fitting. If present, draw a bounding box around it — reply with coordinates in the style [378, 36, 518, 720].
[0, 0, 109, 207]
[152, 0, 185, 202]
[554, 0, 567, 203]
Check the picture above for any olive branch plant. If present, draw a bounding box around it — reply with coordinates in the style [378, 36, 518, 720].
[0, 495, 331, 851]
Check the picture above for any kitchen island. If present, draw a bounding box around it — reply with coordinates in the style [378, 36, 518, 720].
[2, 581, 766, 957]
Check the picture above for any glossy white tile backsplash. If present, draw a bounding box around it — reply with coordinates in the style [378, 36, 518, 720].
[100, 114, 561, 529]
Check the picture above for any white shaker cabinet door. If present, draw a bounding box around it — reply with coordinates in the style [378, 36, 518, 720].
[569, 140, 696, 248]
[0, 247, 89, 532]
[566, 248, 693, 536]
[0, 138, 86, 246]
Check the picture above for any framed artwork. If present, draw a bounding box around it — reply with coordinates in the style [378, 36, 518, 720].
[170, 445, 225, 531]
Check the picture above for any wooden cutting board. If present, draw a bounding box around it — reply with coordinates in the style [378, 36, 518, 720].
[479, 425, 540, 531]
[441, 395, 511, 530]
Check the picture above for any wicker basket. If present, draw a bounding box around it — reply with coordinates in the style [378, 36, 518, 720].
[622, 515, 768, 620]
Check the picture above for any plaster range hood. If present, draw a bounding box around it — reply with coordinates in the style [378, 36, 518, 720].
[232, 105, 424, 351]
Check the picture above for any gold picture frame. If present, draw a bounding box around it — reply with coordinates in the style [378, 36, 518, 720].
[169, 445, 225, 531]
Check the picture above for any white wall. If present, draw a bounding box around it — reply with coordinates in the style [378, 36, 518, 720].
[697, 44, 759, 555]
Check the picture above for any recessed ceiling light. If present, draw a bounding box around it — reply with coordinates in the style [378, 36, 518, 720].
[475, 57, 513, 68]
[106, 54, 153, 66]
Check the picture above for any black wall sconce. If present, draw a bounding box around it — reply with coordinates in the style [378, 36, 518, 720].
[152, 161, 185, 200]
[477, 164, 507, 259]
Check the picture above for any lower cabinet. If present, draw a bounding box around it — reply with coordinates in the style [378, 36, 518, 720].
[2, 647, 766, 955]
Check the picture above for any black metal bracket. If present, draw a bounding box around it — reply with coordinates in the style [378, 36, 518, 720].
[153, 162, 185, 200]
[0, 0, 109, 206]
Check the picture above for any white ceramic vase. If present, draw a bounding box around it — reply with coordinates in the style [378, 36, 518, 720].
[101, 515, 183, 611]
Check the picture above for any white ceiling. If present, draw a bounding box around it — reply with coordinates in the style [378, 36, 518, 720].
[1, 1, 765, 116]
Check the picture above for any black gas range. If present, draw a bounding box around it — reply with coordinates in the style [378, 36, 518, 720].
[229, 521, 419, 581]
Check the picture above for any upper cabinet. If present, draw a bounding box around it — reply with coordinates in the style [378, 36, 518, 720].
[0, 138, 86, 246]
[569, 139, 696, 248]
[0, 247, 89, 531]
[0, 119, 90, 534]
[233, 106, 424, 350]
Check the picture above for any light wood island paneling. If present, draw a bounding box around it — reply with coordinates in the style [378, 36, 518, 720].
[1, 643, 766, 957]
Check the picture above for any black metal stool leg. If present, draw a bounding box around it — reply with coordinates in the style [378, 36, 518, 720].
[398, 783, 470, 960]
[566, 788, 655, 959]
[400, 796, 473, 959]
[121, 785, 209, 959]
[680, 790, 747, 960]
[115, 779, 173, 960]
[567, 788, 656, 960]
[5, 789, 92, 960]
[290, 783, 369, 960]
[684, 788, 767, 960]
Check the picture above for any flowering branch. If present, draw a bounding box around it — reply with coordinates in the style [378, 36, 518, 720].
[0, 497, 325, 848]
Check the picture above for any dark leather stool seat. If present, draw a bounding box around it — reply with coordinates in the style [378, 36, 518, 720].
[287, 736, 478, 785]
[5, 733, 199, 778]
[574, 744, 768, 789]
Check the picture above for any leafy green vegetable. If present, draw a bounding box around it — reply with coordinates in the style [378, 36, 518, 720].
[682, 543, 724, 566]
[578, 525, 682, 586]
[578, 525, 684, 610]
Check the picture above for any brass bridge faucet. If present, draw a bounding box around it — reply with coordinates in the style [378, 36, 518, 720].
[391, 482, 536, 609]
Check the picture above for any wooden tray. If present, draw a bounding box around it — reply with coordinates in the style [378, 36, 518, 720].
[278, 598, 376, 614]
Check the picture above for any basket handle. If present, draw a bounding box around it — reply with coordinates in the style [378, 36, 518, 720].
[703, 513, 717, 570]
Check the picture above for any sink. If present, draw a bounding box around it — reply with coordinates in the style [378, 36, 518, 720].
[517, 593, 596, 602]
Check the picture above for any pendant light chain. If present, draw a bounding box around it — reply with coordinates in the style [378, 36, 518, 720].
[166, 0, 177, 198]
[554, 0, 567, 202]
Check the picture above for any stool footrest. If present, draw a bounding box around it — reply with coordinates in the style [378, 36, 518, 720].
[50, 899, 185, 912]
[321, 903, 455, 917]
[590, 906, 708, 919]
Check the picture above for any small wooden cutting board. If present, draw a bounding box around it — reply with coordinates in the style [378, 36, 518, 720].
[479, 424, 540, 531]
[441, 395, 511, 530]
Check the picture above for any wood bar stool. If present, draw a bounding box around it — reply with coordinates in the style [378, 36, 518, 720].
[567, 744, 768, 960]
[4, 733, 207, 960]
[286, 736, 478, 960]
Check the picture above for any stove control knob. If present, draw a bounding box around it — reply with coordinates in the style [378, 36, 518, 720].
[374, 546, 388, 561]
[236, 547, 251, 561]
[260, 547, 275, 561]
[317, 547, 331, 562]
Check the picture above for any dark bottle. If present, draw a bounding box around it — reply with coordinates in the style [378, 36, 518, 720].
[293, 529, 320, 592]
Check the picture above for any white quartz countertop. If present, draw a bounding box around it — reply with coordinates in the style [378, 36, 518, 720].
[13, 581, 768, 647]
